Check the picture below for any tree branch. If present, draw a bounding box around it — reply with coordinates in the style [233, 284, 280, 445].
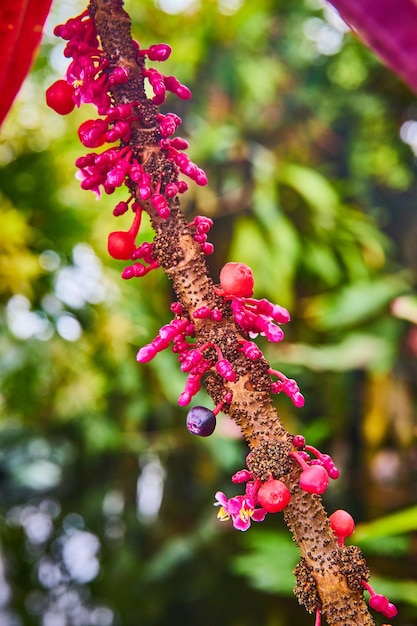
[87, 1, 377, 623]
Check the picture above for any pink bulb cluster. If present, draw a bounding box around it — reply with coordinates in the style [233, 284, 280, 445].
[187, 216, 214, 255]
[269, 368, 305, 408]
[50, 9, 209, 269]
[289, 438, 339, 495]
[215, 263, 291, 343]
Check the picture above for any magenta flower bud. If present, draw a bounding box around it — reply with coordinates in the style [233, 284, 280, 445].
[369, 595, 389, 612]
[174, 153, 189, 167]
[182, 161, 198, 178]
[164, 75, 180, 90]
[106, 103, 134, 121]
[240, 341, 262, 360]
[159, 119, 177, 137]
[177, 181, 189, 193]
[165, 183, 179, 197]
[201, 242, 214, 255]
[152, 81, 166, 97]
[255, 317, 284, 342]
[210, 309, 222, 322]
[216, 359, 236, 382]
[170, 137, 189, 150]
[121, 262, 146, 279]
[171, 302, 184, 315]
[178, 392, 192, 406]
[181, 350, 203, 372]
[194, 216, 213, 233]
[383, 603, 398, 618]
[165, 76, 191, 99]
[193, 306, 212, 319]
[108, 66, 130, 85]
[81, 173, 105, 190]
[195, 169, 208, 185]
[139, 184, 151, 200]
[107, 162, 130, 187]
[78, 119, 108, 148]
[95, 149, 119, 168]
[293, 435, 305, 448]
[151, 193, 168, 211]
[147, 43, 172, 61]
[292, 392, 305, 408]
[232, 470, 253, 483]
[113, 201, 129, 216]
[136, 344, 157, 363]
[75, 154, 96, 168]
[176, 84, 192, 99]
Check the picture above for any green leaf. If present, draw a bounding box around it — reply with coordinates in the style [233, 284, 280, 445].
[355, 506, 417, 542]
[303, 275, 410, 331]
[233, 530, 299, 595]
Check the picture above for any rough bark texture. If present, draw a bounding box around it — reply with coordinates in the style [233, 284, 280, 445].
[90, 1, 376, 623]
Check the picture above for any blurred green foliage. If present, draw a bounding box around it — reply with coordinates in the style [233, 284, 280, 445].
[1, 0, 417, 624]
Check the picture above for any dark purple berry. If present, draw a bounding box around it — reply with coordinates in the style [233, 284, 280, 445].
[186, 406, 216, 437]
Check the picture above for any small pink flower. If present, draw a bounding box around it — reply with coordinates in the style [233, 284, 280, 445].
[214, 492, 267, 531]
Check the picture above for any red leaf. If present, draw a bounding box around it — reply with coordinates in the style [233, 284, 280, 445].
[0, 0, 53, 126]
[329, 0, 417, 94]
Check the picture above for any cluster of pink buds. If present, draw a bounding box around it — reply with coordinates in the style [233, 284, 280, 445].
[290, 435, 339, 495]
[177, 340, 236, 406]
[215, 262, 291, 341]
[53, 10, 113, 114]
[269, 368, 305, 407]
[188, 216, 214, 255]
[48, 9, 209, 271]
[143, 66, 191, 105]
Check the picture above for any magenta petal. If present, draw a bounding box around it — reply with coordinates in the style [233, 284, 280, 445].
[232, 515, 251, 531]
[214, 491, 228, 507]
[252, 507, 267, 523]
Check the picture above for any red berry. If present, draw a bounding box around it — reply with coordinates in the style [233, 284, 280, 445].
[219, 262, 254, 297]
[108, 231, 136, 260]
[46, 80, 75, 115]
[329, 509, 355, 541]
[108, 208, 142, 260]
[299, 465, 329, 495]
[78, 119, 107, 148]
[257, 478, 291, 513]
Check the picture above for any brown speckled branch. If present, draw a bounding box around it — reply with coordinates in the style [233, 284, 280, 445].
[90, 1, 376, 624]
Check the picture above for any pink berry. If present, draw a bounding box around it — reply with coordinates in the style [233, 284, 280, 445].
[329, 509, 355, 542]
[299, 465, 329, 495]
[219, 262, 254, 297]
[46, 80, 75, 115]
[257, 478, 291, 513]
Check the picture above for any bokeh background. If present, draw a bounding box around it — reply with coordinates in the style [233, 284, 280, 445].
[1, 0, 417, 624]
